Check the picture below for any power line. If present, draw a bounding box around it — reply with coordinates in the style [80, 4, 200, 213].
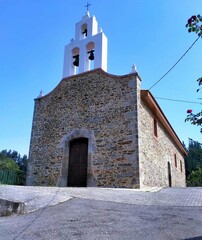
[149, 36, 200, 91]
[155, 96, 202, 105]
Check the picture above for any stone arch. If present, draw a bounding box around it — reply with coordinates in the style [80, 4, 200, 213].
[57, 129, 97, 187]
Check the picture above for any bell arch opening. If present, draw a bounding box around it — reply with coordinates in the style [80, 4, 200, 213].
[81, 23, 88, 39]
[72, 47, 80, 74]
[86, 42, 95, 70]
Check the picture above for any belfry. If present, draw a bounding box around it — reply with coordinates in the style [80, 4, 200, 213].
[63, 9, 107, 77]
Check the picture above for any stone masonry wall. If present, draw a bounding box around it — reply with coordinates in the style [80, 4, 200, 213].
[27, 69, 141, 188]
[139, 100, 186, 188]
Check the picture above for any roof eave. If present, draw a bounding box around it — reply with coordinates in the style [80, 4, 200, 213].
[141, 90, 187, 156]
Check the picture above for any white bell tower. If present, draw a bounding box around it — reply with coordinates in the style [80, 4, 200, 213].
[63, 8, 108, 78]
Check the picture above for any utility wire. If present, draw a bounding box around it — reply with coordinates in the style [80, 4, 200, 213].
[149, 36, 200, 90]
[155, 96, 202, 105]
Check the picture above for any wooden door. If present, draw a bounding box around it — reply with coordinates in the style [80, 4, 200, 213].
[68, 138, 88, 187]
[168, 162, 172, 187]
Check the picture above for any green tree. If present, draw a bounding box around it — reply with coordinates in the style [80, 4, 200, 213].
[1, 150, 28, 173]
[0, 153, 20, 171]
[0, 150, 27, 185]
[185, 139, 202, 176]
[187, 167, 202, 187]
[185, 139, 202, 186]
[185, 15, 202, 132]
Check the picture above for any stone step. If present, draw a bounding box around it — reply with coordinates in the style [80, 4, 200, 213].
[0, 199, 25, 217]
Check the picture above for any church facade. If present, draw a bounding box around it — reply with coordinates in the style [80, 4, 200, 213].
[26, 11, 186, 188]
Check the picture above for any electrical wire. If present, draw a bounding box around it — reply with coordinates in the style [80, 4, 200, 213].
[149, 36, 200, 90]
[155, 96, 202, 105]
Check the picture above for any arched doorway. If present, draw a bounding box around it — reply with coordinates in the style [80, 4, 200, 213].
[168, 162, 172, 187]
[67, 138, 88, 187]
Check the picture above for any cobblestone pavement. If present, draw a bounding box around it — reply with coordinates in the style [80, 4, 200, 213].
[142, 187, 202, 206]
[0, 186, 201, 213]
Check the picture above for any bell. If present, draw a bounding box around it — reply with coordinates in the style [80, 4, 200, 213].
[73, 55, 79, 67]
[82, 28, 87, 36]
[73, 58, 79, 67]
[88, 50, 94, 61]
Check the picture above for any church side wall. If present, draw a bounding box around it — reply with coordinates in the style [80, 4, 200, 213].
[139, 100, 186, 188]
[27, 70, 140, 188]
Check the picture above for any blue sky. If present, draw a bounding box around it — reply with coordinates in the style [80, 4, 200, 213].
[0, 0, 201, 156]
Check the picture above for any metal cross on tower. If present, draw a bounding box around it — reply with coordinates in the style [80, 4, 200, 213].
[85, 2, 91, 12]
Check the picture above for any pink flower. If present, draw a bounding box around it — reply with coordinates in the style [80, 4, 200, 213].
[187, 109, 193, 114]
[188, 18, 192, 24]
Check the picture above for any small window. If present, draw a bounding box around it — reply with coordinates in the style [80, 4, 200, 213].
[174, 154, 177, 168]
[153, 118, 158, 138]
[180, 160, 183, 172]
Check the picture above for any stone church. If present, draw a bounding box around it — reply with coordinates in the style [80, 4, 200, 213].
[26, 10, 187, 188]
